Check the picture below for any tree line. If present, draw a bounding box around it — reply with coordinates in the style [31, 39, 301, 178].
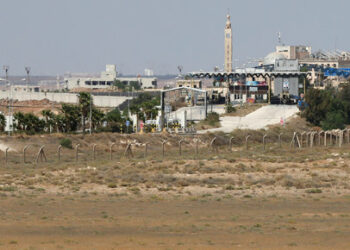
[7, 92, 160, 135]
[303, 82, 350, 130]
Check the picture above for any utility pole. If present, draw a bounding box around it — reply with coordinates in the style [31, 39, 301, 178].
[89, 94, 92, 135]
[25, 66, 31, 92]
[3, 66, 10, 135]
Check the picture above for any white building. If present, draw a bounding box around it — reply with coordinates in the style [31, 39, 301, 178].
[144, 68, 154, 76]
[65, 64, 157, 90]
[11, 85, 40, 92]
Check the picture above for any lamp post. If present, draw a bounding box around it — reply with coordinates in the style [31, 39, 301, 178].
[2, 66, 11, 135]
[89, 94, 92, 135]
[25, 66, 31, 92]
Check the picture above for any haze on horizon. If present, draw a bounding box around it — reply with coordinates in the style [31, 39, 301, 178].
[0, 0, 348, 76]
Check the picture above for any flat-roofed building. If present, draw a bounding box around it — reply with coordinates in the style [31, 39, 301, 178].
[65, 64, 157, 90]
[176, 79, 202, 89]
[11, 85, 40, 92]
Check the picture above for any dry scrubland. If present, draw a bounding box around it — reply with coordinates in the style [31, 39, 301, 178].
[0, 120, 350, 249]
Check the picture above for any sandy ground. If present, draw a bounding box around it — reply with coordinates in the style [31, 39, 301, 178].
[0, 195, 349, 249]
[0, 132, 349, 249]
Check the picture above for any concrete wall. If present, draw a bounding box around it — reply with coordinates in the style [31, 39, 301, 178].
[0, 91, 132, 107]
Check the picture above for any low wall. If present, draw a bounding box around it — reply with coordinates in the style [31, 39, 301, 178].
[0, 91, 132, 107]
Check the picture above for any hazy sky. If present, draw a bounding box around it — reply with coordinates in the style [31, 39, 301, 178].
[0, 0, 349, 76]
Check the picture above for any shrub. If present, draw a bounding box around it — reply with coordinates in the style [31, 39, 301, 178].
[321, 111, 346, 130]
[205, 112, 220, 126]
[225, 103, 236, 113]
[60, 138, 73, 149]
[107, 183, 117, 188]
[305, 188, 322, 194]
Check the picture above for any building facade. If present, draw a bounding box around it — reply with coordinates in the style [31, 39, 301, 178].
[176, 79, 202, 89]
[64, 65, 157, 90]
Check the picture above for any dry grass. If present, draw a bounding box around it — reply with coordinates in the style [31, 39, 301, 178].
[222, 103, 266, 117]
[0, 130, 350, 248]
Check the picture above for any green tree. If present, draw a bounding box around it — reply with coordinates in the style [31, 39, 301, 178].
[127, 93, 160, 121]
[128, 81, 141, 91]
[78, 92, 92, 134]
[0, 113, 6, 131]
[91, 107, 105, 131]
[41, 109, 55, 133]
[339, 83, 350, 123]
[54, 114, 66, 133]
[321, 111, 346, 130]
[61, 104, 81, 132]
[113, 80, 126, 91]
[303, 88, 333, 126]
[106, 108, 123, 123]
[22, 113, 45, 134]
[14, 112, 26, 131]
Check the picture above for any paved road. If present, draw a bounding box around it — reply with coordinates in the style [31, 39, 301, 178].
[198, 105, 299, 133]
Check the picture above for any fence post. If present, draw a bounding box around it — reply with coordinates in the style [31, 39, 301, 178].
[278, 133, 283, 148]
[144, 143, 149, 158]
[318, 131, 323, 146]
[245, 135, 250, 150]
[92, 144, 97, 160]
[5, 147, 9, 165]
[179, 139, 184, 156]
[210, 137, 217, 154]
[36, 145, 47, 164]
[124, 143, 133, 158]
[229, 137, 234, 152]
[23, 145, 30, 164]
[110, 143, 116, 160]
[162, 140, 167, 159]
[347, 129, 350, 144]
[75, 144, 80, 162]
[306, 132, 312, 147]
[57, 145, 62, 162]
[300, 132, 306, 148]
[339, 131, 344, 148]
[324, 132, 328, 147]
[263, 134, 267, 151]
[335, 131, 339, 146]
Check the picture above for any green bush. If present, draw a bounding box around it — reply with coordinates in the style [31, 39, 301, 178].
[60, 138, 73, 149]
[225, 103, 236, 113]
[320, 111, 346, 130]
[205, 112, 220, 126]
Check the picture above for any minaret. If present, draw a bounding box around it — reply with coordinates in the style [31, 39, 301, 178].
[224, 14, 232, 72]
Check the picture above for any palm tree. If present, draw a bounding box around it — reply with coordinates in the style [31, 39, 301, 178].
[78, 92, 92, 133]
[61, 104, 81, 132]
[41, 109, 55, 133]
[14, 112, 25, 131]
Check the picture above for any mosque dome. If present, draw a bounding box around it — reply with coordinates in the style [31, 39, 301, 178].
[263, 52, 286, 65]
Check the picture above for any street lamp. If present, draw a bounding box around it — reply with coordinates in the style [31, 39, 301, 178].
[0, 66, 12, 135]
[25, 66, 31, 92]
[89, 94, 92, 135]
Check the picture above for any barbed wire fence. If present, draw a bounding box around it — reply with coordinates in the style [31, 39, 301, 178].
[1, 128, 349, 167]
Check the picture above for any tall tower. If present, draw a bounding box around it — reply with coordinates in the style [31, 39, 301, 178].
[224, 14, 232, 72]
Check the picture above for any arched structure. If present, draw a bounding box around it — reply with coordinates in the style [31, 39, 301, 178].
[188, 71, 310, 104]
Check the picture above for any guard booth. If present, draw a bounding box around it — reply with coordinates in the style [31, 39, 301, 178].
[159, 87, 207, 131]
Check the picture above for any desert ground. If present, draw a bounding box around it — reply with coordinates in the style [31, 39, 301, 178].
[0, 124, 349, 249]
